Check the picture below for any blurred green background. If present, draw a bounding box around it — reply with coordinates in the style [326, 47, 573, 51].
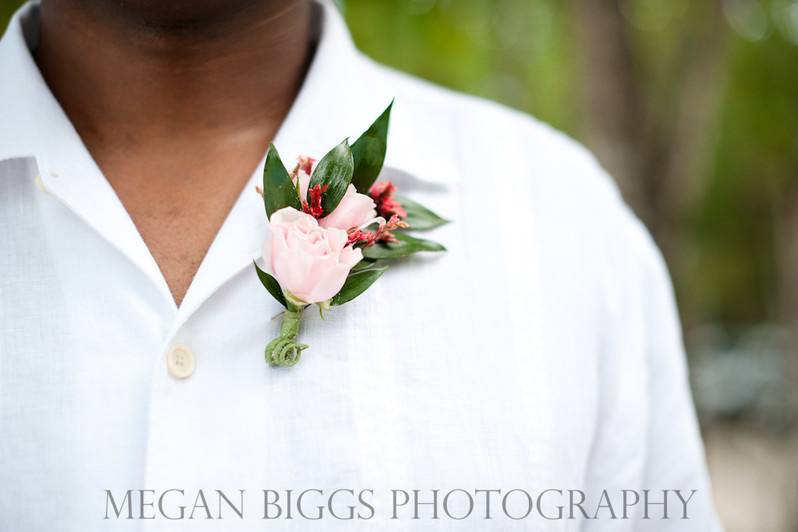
[2, 0, 797, 530]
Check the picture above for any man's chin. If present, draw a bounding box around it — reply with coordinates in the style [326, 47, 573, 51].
[72, 0, 304, 36]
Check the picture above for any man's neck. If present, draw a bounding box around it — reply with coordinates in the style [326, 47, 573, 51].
[33, 0, 316, 305]
[35, 0, 314, 154]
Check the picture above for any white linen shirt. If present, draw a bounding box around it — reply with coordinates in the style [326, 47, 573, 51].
[0, 2, 721, 531]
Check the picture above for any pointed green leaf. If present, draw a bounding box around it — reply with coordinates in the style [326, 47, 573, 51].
[362, 232, 446, 260]
[254, 262, 287, 308]
[396, 195, 449, 231]
[331, 263, 389, 306]
[262, 144, 301, 219]
[309, 139, 354, 216]
[351, 101, 393, 193]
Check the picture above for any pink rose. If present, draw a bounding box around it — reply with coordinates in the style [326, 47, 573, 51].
[265, 207, 362, 304]
[293, 166, 376, 231]
[319, 184, 377, 231]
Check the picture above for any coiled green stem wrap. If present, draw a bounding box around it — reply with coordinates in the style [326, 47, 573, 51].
[265, 308, 308, 367]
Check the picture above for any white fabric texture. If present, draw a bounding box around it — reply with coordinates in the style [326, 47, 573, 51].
[0, 1, 722, 531]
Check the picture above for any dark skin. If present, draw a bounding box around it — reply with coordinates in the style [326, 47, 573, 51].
[36, 0, 314, 305]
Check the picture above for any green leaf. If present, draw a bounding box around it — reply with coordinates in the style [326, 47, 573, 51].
[253, 262, 287, 308]
[309, 139, 354, 216]
[351, 258, 390, 272]
[331, 263, 389, 306]
[396, 195, 449, 231]
[351, 100, 393, 193]
[362, 232, 446, 260]
[262, 144, 301, 219]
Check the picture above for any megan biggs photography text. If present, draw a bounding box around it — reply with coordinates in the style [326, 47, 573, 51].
[104, 488, 698, 521]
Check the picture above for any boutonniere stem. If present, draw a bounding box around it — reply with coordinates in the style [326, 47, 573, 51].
[265, 306, 307, 367]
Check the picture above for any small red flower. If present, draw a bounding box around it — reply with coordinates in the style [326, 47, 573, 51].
[346, 228, 374, 248]
[369, 181, 408, 220]
[303, 183, 328, 219]
[346, 214, 408, 249]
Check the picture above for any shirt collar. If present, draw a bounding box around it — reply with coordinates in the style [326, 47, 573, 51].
[0, 2, 86, 173]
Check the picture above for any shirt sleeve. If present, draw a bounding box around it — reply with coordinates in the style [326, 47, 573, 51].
[582, 209, 724, 531]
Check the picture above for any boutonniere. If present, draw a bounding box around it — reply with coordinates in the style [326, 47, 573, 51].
[254, 102, 447, 367]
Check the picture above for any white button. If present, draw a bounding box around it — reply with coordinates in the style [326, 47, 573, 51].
[166, 345, 195, 379]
